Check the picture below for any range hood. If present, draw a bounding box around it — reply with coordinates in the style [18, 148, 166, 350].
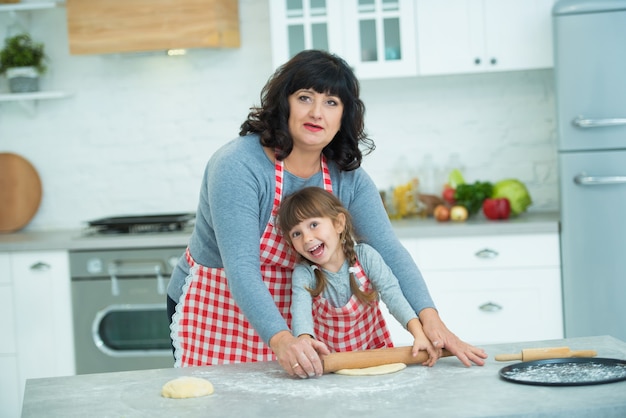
[66, 0, 240, 55]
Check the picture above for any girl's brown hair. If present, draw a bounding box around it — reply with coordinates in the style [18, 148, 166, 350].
[278, 187, 377, 305]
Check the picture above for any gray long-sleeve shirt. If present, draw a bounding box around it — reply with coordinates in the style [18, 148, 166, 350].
[290, 243, 418, 339]
[167, 134, 435, 345]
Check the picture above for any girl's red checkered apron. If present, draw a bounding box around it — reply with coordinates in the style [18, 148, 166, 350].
[171, 154, 333, 366]
[312, 261, 393, 352]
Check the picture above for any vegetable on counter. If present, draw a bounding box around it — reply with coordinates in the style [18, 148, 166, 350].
[482, 198, 511, 220]
[492, 179, 532, 215]
[450, 205, 468, 221]
[453, 181, 493, 216]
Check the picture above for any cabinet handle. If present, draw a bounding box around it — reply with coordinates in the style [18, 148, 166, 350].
[574, 173, 626, 185]
[475, 248, 498, 259]
[30, 262, 51, 271]
[572, 116, 626, 128]
[474, 57, 481, 65]
[490, 57, 497, 65]
[479, 302, 502, 312]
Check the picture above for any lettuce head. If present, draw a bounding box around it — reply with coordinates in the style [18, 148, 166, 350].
[492, 179, 532, 215]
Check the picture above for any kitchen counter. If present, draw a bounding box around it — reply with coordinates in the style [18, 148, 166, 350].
[0, 211, 559, 252]
[21, 335, 626, 418]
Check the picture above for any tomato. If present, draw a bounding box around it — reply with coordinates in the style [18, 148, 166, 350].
[433, 204, 450, 222]
[442, 185, 456, 205]
[482, 198, 511, 220]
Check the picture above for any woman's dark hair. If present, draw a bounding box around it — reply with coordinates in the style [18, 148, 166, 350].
[240, 50, 375, 171]
[278, 187, 377, 305]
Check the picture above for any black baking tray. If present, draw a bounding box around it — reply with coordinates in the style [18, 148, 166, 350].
[86, 213, 195, 234]
[87, 213, 195, 227]
[499, 357, 626, 386]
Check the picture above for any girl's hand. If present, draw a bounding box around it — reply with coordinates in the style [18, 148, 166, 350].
[269, 331, 331, 378]
[407, 318, 439, 367]
[419, 308, 488, 367]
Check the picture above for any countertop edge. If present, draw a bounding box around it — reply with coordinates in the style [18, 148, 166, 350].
[0, 211, 559, 253]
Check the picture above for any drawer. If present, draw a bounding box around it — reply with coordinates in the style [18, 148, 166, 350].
[425, 268, 563, 345]
[402, 233, 560, 271]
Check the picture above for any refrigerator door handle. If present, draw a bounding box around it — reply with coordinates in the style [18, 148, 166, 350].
[574, 173, 626, 185]
[572, 116, 626, 128]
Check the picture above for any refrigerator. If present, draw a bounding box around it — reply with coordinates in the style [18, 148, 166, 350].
[553, 0, 626, 341]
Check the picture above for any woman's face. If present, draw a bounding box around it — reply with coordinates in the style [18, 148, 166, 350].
[287, 89, 344, 152]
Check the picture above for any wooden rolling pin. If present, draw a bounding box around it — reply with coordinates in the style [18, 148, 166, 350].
[322, 346, 452, 374]
[495, 346, 597, 362]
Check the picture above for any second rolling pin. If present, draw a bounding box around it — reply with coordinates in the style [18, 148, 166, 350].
[495, 346, 597, 362]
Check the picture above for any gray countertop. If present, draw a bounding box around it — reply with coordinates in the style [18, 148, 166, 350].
[0, 211, 559, 253]
[22, 335, 626, 418]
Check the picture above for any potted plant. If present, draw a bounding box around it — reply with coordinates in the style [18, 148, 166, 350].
[0, 33, 47, 93]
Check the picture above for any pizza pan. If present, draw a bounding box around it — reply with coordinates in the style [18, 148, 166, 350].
[499, 357, 626, 386]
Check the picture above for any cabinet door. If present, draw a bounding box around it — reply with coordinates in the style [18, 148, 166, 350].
[269, 0, 344, 70]
[416, 0, 554, 75]
[0, 356, 20, 418]
[12, 251, 75, 405]
[416, 0, 484, 75]
[342, 0, 417, 79]
[483, 0, 554, 72]
[425, 268, 563, 345]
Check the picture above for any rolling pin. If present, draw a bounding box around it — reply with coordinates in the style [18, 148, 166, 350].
[322, 346, 452, 374]
[495, 346, 597, 362]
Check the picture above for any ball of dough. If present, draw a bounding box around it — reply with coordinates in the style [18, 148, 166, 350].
[161, 376, 214, 398]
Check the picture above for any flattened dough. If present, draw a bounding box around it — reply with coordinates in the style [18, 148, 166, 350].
[334, 362, 407, 376]
[161, 376, 214, 398]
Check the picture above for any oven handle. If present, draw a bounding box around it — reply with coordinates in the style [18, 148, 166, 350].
[92, 303, 171, 357]
[107, 260, 168, 296]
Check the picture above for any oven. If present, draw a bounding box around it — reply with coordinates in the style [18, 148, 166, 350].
[70, 247, 184, 374]
[69, 214, 192, 375]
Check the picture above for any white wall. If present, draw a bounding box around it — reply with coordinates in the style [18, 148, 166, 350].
[0, 0, 557, 231]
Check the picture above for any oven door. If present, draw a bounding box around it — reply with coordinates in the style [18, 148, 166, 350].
[72, 276, 174, 374]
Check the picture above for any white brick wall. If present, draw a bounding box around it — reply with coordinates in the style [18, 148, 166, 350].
[0, 0, 557, 231]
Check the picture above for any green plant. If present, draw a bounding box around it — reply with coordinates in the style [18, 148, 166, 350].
[0, 33, 47, 75]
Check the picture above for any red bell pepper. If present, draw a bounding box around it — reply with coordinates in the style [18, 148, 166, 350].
[482, 198, 511, 220]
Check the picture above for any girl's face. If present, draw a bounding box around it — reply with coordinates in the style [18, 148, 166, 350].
[287, 89, 343, 152]
[287, 214, 346, 272]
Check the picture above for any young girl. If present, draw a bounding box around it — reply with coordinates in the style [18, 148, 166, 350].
[278, 187, 438, 365]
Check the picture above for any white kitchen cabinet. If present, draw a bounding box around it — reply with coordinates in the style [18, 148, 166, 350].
[0, 253, 20, 418]
[384, 233, 563, 346]
[415, 0, 554, 75]
[8, 251, 75, 417]
[269, 0, 417, 79]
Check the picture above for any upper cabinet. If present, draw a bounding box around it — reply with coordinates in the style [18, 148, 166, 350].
[66, 0, 240, 55]
[270, 0, 555, 80]
[416, 0, 555, 76]
[269, 0, 417, 80]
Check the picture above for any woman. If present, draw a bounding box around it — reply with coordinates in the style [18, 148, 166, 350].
[167, 49, 487, 379]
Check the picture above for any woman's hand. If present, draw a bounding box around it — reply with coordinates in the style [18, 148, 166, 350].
[269, 331, 331, 378]
[419, 308, 488, 367]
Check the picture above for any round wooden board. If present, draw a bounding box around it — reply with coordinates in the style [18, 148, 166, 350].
[0, 153, 42, 233]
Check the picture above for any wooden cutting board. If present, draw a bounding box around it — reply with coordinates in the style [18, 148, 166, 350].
[0, 153, 42, 233]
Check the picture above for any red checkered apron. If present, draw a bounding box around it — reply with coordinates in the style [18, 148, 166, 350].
[312, 260, 394, 352]
[172, 153, 333, 366]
